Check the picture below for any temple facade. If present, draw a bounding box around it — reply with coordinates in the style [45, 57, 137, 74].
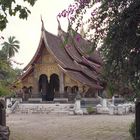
[16, 22, 103, 101]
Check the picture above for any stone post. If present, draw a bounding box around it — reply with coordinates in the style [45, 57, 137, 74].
[109, 104, 115, 115]
[0, 99, 6, 126]
[100, 98, 109, 114]
[74, 93, 83, 115]
[75, 99, 81, 111]
[135, 99, 140, 140]
[112, 96, 115, 105]
[0, 99, 10, 140]
[102, 99, 107, 107]
[6, 98, 12, 109]
[6, 98, 12, 114]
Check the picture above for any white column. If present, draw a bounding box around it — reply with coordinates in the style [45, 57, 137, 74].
[74, 98, 83, 115]
[75, 100, 81, 110]
[6, 98, 12, 109]
[102, 99, 107, 107]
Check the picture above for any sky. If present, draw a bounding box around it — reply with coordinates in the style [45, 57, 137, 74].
[1, 0, 74, 69]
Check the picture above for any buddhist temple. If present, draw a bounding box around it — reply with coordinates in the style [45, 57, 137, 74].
[17, 20, 103, 101]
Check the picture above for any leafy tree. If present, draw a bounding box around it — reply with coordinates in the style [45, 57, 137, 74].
[1, 36, 20, 58]
[99, 0, 140, 97]
[59, 0, 140, 97]
[0, 0, 37, 31]
[0, 49, 11, 96]
[0, 37, 21, 96]
[0, 50, 21, 96]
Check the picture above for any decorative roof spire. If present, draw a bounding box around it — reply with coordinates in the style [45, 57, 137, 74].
[40, 15, 45, 31]
[57, 17, 62, 34]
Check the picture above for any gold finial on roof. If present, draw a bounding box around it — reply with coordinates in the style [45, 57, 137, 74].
[40, 15, 45, 31]
[57, 16, 61, 31]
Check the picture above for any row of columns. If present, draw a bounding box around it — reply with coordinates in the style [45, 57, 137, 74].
[32, 70, 64, 96]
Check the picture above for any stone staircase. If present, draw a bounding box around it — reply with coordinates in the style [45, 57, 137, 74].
[13, 103, 75, 115]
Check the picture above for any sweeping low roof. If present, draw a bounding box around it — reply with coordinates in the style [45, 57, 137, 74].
[22, 24, 103, 89]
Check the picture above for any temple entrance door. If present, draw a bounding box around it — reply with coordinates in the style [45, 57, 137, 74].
[48, 74, 59, 101]
[38, 74, 49, 101]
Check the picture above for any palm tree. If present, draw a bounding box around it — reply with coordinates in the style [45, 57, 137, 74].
[1, 36, 20, 58]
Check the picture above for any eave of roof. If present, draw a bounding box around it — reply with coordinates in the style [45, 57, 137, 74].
[21, 24, 103, 89]
[58, 64, 102, 89]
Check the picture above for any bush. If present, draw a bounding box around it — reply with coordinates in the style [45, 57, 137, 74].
[87, 106, 95, 114]
[129, 121, 135, 139]
[0, 86, 10, 97]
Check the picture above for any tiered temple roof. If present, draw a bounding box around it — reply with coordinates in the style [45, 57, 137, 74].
[21, 22, 103, 89]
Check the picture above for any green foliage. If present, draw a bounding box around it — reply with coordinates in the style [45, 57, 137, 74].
[0, 84, 10, 96]
[0, 36, 21, 97]
[107, 82, 115, 97]
[87, 106, 95, 114]
[1, 36, 20, 58]
[0, 0, 37, 31]
[71, 0, 140, 96]
[129, 121, 135, 139]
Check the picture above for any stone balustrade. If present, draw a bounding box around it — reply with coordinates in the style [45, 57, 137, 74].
[14, 103, 75, 115]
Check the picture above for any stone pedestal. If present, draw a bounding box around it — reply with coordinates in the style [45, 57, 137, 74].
[0, 99, 6, 126]
[117, 104, 125, 115]
[102, 99, 107, 107]
[112, 96, 115, 105]
[96, 99, 109, 114]
[96, 104, 102, 113]
[136, 100, 140, 139]
[109, 104, 115, 115]
[124, 104, 130, 114]
[0, 100, 10, 140]
[0, 125, 10, 140]
[74, 94, 83, 115]
[75, 100, 81, 111]
[6, 99, 12, 109]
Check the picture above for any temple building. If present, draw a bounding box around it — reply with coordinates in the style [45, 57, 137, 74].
[17, 20, 103, 101]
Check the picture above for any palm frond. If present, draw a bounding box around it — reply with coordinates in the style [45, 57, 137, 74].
[2, 36, 20, 58]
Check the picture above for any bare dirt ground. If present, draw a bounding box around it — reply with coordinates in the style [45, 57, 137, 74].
[7, 114, 134, 140]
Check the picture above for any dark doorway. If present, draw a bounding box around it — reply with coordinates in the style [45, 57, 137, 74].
[38, 74, 49, 101]
[48, 74, 59, 101]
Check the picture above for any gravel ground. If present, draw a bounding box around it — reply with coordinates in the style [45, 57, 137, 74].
[7, 114, 134, 140]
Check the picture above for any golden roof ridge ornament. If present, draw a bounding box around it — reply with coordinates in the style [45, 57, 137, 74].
[57, 17, 66, 41]
[57, 18, 61, 29]
[40, 15, 45, 31]
[57, 17, 62, 35]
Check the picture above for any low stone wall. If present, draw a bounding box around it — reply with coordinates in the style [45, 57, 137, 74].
[14, 103, 75, 115]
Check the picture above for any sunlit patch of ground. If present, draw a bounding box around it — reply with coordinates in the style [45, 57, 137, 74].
[7, 114, 134, 140]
